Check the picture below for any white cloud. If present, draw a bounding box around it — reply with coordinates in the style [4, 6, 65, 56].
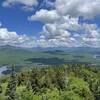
[2, 0, 56, 11]
[27, 0, 100, 48]
[28, 9, 60, 23]
[2, 0, 38, 7]
[0, 22, 100, 48]
[37, 16, 82, 47]
[2, 0, 100, 48]
[37, 16, 100, 48]
[81, 24, 100, 47]
[56, 0, 100, 19]
[0, 26, 36, 48]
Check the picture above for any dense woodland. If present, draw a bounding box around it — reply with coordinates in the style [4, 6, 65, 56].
[0, 64, 100, 100]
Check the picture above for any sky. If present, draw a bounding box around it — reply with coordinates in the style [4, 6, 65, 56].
[0, 0, 100, 48]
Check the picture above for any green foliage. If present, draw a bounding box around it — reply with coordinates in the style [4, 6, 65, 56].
[18, 90, 41, 100]
[65, 77, 94, 100]
[41, 88, 60, 100]
[5, 65, 17, 100]
[0, 64, 100, 100]
[60, 91, 83, 100]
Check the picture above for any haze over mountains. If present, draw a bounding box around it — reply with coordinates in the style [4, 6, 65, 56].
[0, 45, 100, 67]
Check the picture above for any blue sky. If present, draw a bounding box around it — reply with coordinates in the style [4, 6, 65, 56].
[0, 0, 44, 37]
[0, 0, 100, 48]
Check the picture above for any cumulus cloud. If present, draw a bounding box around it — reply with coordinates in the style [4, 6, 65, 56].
[27, 0, 100, 48]
[2, 0, 100, 48]
[80, 24, 100, 47]
[56, 0, 100, 19]
[0, 26, 36, 48]
[2, 0, 55, 11]
[28, 9, 60, 23]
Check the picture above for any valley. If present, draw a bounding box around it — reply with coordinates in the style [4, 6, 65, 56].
[0, 46, 100, 67]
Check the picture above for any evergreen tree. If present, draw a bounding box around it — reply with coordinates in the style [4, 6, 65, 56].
[30, 68, 40, 93]
[5, 65, 17, 100]
[26, 71, 32, 91]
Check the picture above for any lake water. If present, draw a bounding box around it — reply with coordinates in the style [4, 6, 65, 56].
[0, 66, 8, 76]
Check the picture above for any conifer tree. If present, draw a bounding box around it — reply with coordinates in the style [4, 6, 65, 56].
[30, 68, 40, 93]
[26, 71, 32, 91]
[5, 65, 17, 100]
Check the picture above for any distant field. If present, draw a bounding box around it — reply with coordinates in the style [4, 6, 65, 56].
[0, 46, 100, 67]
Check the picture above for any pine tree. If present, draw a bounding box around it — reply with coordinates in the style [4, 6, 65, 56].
[5, 65, 17, 100]
[30, 68, 40, 93]
[26, 71, 32, 91]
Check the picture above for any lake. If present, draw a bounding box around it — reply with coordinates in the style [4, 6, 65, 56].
[0, 66, 8, 76]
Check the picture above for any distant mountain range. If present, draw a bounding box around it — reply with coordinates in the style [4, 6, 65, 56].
[1, 45, 100, 52]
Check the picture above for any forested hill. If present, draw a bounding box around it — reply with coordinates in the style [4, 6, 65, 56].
[0, 64, 100, 100]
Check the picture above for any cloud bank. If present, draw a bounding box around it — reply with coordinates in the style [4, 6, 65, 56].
[1, 0, 100, 48]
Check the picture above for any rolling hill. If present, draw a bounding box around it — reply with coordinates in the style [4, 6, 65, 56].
[0, 45, 100, 67]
